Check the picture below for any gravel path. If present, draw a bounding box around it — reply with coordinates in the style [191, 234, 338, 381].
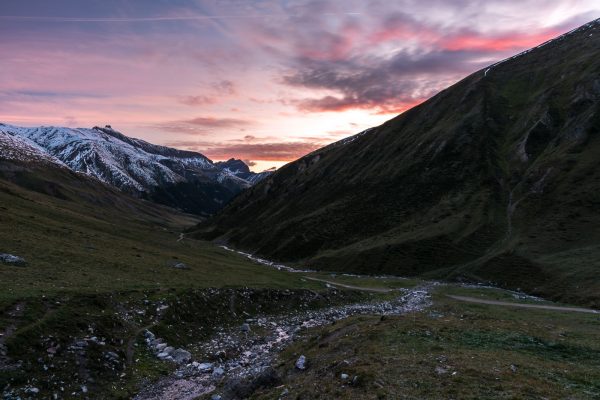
[448, 295, 599, 314]
[303, 276, 396, 293]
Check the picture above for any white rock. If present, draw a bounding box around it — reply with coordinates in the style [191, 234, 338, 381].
[171, 348, 191, 364]
[198, 362, 214, 372]
[295, 355, 307, 370]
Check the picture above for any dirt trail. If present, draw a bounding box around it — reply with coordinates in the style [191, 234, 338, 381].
[126, 322, 158, 366]
[448, 295, 599, 314]
[126, 304, 171, 365]
[0, 301, 25, 370]
[304, 276, 395, 293]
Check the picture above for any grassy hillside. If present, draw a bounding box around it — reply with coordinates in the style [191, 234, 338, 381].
[0, 159, 318, 305]
[195, 19, 600, 307]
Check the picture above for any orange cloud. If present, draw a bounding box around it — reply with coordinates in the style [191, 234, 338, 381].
[166, 140, 325, 162]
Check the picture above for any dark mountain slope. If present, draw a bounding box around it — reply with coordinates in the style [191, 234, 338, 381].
[195, 19, 600, 306]
[0, 156, 192, 227]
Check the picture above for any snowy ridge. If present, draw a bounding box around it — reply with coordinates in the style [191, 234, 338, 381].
[0, 128, 65, 165]
[335, 127, 377, 146]
[0, 123, 269, 196]
[303, 127, 378, 160]
[484, 18, 600, 76]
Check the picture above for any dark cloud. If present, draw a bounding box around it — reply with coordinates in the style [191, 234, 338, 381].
[212, 80, 236, 95]
[183, 117, 252, 127]
[269, 6, 592, 114]
[153, 116, 255, 134]
[178, 95, 216, 106]
[283, 48, 487, 113]
[179, 80, 236, 106]
[242, 159, 257, 167]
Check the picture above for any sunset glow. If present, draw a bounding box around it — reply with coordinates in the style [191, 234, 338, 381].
[1, 0, 599, 171]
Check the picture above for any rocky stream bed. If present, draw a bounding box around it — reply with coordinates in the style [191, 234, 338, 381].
[134, 286, 432, 400]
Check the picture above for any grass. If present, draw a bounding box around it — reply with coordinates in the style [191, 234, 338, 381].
[251, 288, 600, 399]
[0, 167, 325, 308]
[302, 272, 421, 290]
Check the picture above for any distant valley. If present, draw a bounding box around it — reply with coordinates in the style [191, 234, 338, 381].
[1, 14, 600, 400]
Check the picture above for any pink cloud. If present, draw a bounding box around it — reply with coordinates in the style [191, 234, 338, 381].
[439, 29, 563, 52]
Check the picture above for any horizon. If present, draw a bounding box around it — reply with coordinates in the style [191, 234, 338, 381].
[1, 1, 599, 171]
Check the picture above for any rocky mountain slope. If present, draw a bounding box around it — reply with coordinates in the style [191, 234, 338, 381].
[0, 124, 269, 215]
[196, 18, 600, 306]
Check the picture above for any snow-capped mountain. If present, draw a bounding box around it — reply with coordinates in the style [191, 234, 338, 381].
[215, 158, 273, 184]
[0, 123, 270, 215]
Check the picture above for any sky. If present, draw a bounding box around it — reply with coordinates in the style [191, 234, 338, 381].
[1, 1, 599, 171]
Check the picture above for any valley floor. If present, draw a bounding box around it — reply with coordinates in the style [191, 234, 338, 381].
[2, 245, 599, 399]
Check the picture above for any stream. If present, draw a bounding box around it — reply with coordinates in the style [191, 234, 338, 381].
[135, 249, 432, 400]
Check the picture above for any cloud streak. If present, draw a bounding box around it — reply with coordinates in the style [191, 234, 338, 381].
[153, 117, 255, 135]
[166, 140, 324, 161]
[0, 12, 363, 23]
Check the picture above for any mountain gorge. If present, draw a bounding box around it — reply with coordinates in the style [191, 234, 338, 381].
[196, 19, 600, 306]
[0, 124, 269, 215]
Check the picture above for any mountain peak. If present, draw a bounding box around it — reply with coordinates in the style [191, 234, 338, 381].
[216, 158, 251, 174]
[0, 124, 271, 215]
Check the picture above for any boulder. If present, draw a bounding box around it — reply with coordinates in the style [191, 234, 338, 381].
[295, 355, 307, 370]
[0, 253, 26, 266]
[197, 362, 214, 373]
[171, 348, 191, 364]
